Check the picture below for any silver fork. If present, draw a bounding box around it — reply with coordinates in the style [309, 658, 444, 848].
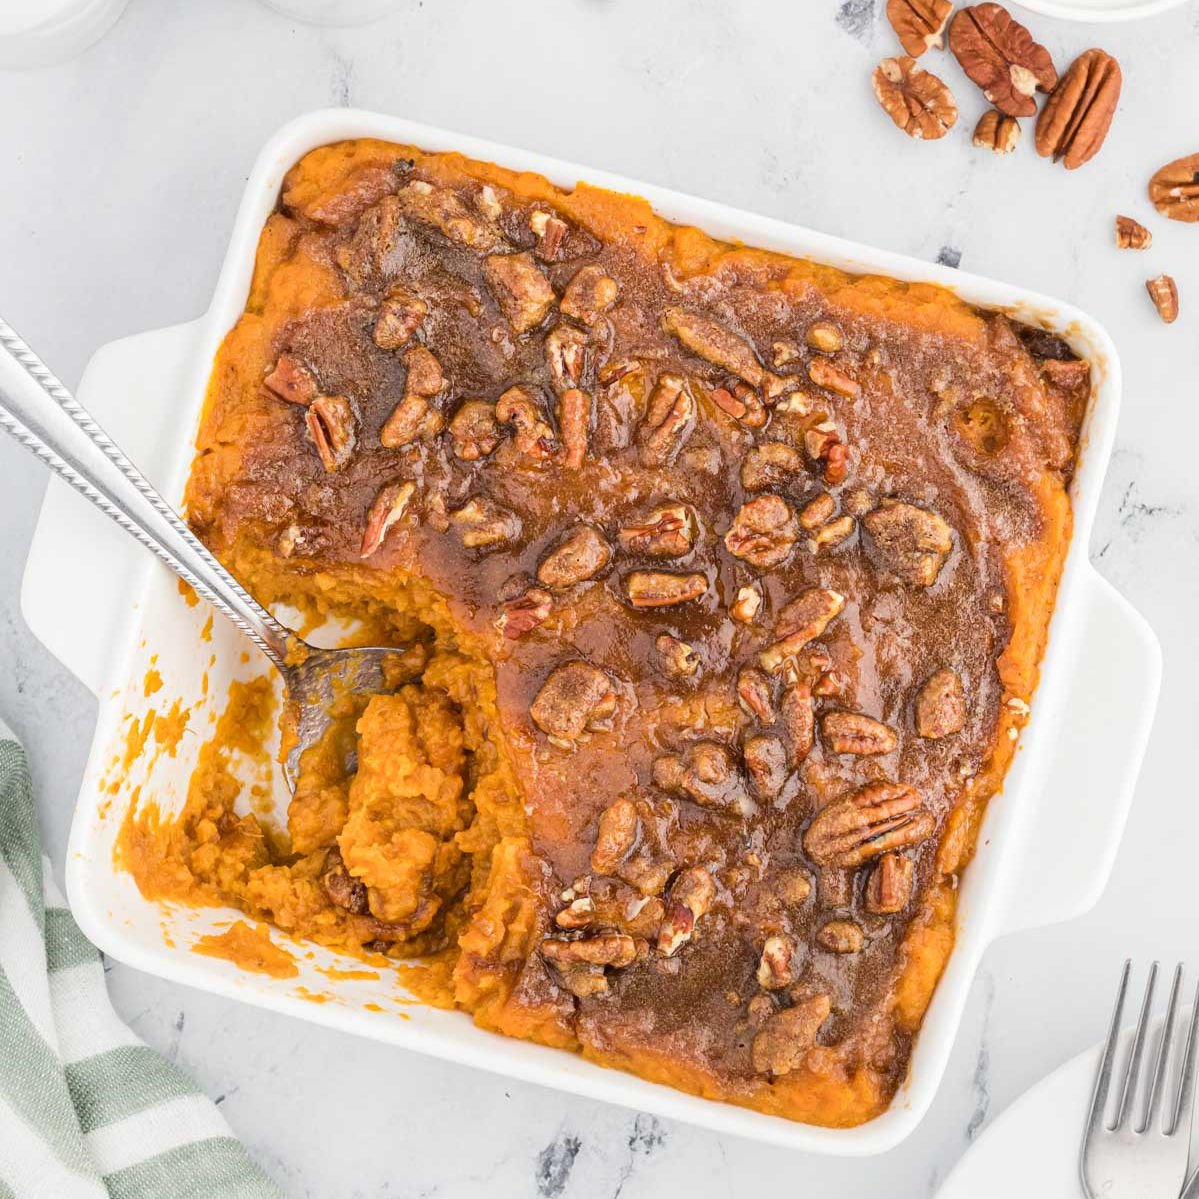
[1081, 961, 1199, 1199]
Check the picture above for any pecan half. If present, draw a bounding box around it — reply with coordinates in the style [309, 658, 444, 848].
[656, 633, 701, 680]
[541, 933, 638, 968]
[1146, 274, 1180, 325]
[724, 496, 800, 570]
[1115, 215, 1152, 250]
[780, 682, 815, 766]
[949, 4, 1057, 118]
[817, 919, 864, 954]
[1149, 154, 1199, 224]
[545, 325, 588, 394]
[530, 209, 569, 261]
[759, 588, 846, 674]
[744, 735, 788, 800]
[751, 994, 831, 1077]
[359, 480, 416, 558]
[872, 56, 958, 141]
[379, 395, 443, 448]
[321, 846, 368, 915]
[973, 109, 1021, 154]
[661, 307, 778, 393]
[637, 373, 696, 468]
[740, 442, 805, 492]
[483, 252, 556, 333]
[1035, 49, 1121, 171]
[591, 798, 639, 874]
[915, 668, 966, 738]
[264, 354, 317, 405]
[497, 586, 553, 639]
[756, 935, 796, 990]
[531, 660, 618, 742]
[403, 346, 444, 397]
[865, 853, 914, 914]
[305, 395, 356, 472]
[373, 286, 428, 350]
[821, 711, 898, 756]
[537, 525, 612, 591]
[561, 264, 619, 324]
[803, 781, 935, 868]
[558, 388, 591, 469]
[625, 570, 708, 608]
[808, 515, 856, 553]
[862, 500, 953, 586]
[617, 503, 695, 558]
[799, 493, 836, 531]
[496, 386, 556, 458]
[737, 666, 776, 724]
[803, 422, 849, 485]
[887, 0, 952, 57]
[450, 497, 521, 549]
[657, 866, 716, 956]
[449, 399, 501, 461]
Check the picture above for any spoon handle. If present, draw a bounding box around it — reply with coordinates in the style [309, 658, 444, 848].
[0, 316, 298, 671]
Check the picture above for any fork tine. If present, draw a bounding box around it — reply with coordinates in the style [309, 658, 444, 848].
[1145, 964, 1183, 1132]
[1115, 961, 1158, 1130]
[1087, 959, 1132, 1133]
[1168, 973, 1199, 1136]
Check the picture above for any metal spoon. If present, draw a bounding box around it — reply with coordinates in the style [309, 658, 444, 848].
[0, 316, 397, 790]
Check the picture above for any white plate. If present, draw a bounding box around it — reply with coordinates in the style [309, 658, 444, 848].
[1014, 0, 1191, 19]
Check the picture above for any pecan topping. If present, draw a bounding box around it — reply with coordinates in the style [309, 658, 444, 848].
[915, 669, 966, 738]
[872, 56, 958, 141]
[740, 442, 806, 492]
[449, 399, 501, 461]
[496, 386, 556, 458]
[637, 373, 696, 468]
[730, 584, 763, 625]
[808, 515, 856, 553]
[661, 307, 778, 393]
[530, 209, 569, 261]
[531, 661, 618, 742]
[1146, 274, 1180, 325]
[541, 933, 638, 968]
[558, 388, 591, 469]
[305, 395, 356, 472]
[817, 920, 864, 954]
[656, 633, 701, 680]
[821, 711, 898, 756]
[780, 683, 815, 765]
[394, 180, 500, 249]
[379, 395, 443, 448]
[738, 667, 776, 724]
[653, 741, 751, 815]
[359, 480, 416, 558]
[1115, 215, 1152, 250]
[561, 264, 619, 324]
[657, 866, 715, 957]
[556, 879, 664, 939]
[264, 354, 317, 405]
[803, 422, 849, 485]
[617, 503, 695, 558]
[751, 994, 831, 1077]
[321, 846, 368, 915]
[949, 4, 1057, 118]
[1149, 154, 1199, 224]
[744, 734, 788, 800]
[537, 525, 612, 591]
[862, 500, 953, 586]
[545, 325, 588, 393]
[805, 321, 845, 353]
[776, 866, 813, 906]
[373, 286, 428, 350]
[886, 0, 952, 57]
[450, 497, 521, 549]
[591, 798, 639, 874]
[625, 570, 708, 608]
[483, 252, 556, 333]
[799, 493, 836, 531]
[756, 935, 796, 990]
[759, 588, 846, 674]
[724, 496, 800, 570]
[1035, 49, 1121, 171]
[497, 586, 553, 639]
[807, 358, 860, 398]
[403, 346, 444, 397]
[973, 109, 1021, 154]
[865, 853, 914, 914]
[709, 382, 767, 429]
[803, 781, 935, 868]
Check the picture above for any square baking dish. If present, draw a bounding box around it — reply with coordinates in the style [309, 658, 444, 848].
[23, 109, 1160, 1154]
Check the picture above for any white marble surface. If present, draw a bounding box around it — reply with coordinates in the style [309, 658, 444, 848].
[1, 0, 1197, 1194]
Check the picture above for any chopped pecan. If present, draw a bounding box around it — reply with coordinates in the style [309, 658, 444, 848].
[497, 586, 553, 639]
[806, 322, 846, 354]
[809, 515, 856, 553]
[483, 252, 556, 333]
[305, 395, 356, 472]
[264, 353, 317, 405]
[496, 386, 556, 458]
[617, 503, 695, 558]
[656, 633, 701, 679]
[772, 340, 801, 367]
[541, 933, 638, 968]
[625, 570, 708, 608]
[561, 263, 619, 324]
[740, 442, 806, 492]
[887, 0, 952, 57]
[724, 496, 800, 570]
[1115, 215, 1152, 250]
[821, 711, 898, 756]
[803, 422, 849, 485]
[1146, 274, 1180, 325]
[799, 493, 836, 531]
[1149, 154, 1199, 224]
[450, 497, 522, 549]
[394, 180, 500, 249]
[744, 735, 788, 800]
[751, 994, 831, 1077]
[865, 853, 914, 914]
[321, 846, 368, 915]
[731, 584, 763, 625]
[862, 500, 953, 586]
[949, 4, 1057, 118]
[657, 866, 715, 956]
[661, 307, 779, 393]
[558, 388, 591, 469]
[545, 325, 588, 393]
[803, 781, 935, 868]
[973, 109, 1021, 154]
[537, 525, 612, 591]
[807, 358, 860, 398]
[817, 919, 864, 954]
[403, 346, 444, 397]
[449, 399, 501, 461]
[554, 964, 609, 999]
[1035, 49, 1121, 171]
[532, 660, 618, 743]
[653, 741, 751, 815]
[915, 669, 966, 738]
[530, 209, 569, 261]
[556, 879, 664, 939]
[359, 480, 416, 558]
[873, 56, 958, 140]
[637, 373, 696, 467]
[373, 286, 428, 350]
[591, 798, 640, 874]
[379, 395, 443, 448]
[759, 588, 846, 674]
[780, 682, 815, 766]
[776, 866, 813, 906]
[756, 935, 796, 990]
[737, 667, 776, 724]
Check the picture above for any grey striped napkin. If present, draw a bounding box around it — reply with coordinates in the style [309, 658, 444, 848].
[0, 717, 283, 1198]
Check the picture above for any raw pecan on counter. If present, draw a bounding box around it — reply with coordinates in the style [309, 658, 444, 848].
[1146, 275, 1180, 325]
[1148, 154, 1199, 223]
[1035, 49, 1121, 171]
[949, 4, 1057, 118]
[973, 110, 1021, 155]
[1115, 215, 1153, 250]
[886, 0, 952, 57]
[873, 56, 958, 141]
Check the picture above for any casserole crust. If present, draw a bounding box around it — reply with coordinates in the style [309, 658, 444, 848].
[117, 138, 1086, 1126]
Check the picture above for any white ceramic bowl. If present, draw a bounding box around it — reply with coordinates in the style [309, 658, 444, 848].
[23, 109, 1161, 1155]
[1014, 0, 1191, 20]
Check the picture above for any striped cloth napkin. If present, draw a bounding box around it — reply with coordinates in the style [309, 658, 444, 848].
[0, 717, 283, 1198]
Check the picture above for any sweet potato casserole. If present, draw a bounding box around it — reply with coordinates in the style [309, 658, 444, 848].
[118, 139, 1088, 1127]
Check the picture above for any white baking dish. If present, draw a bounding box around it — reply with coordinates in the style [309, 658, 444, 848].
[23, 109, 1160, 1155]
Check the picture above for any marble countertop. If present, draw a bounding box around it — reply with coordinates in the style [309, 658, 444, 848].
[1, 0, 1197, 1194]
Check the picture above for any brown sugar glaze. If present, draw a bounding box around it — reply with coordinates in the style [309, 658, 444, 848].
[117, 139, 1087, 1127]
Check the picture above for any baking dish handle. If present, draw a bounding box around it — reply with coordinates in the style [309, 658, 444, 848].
[996, 567, 1161, 939]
